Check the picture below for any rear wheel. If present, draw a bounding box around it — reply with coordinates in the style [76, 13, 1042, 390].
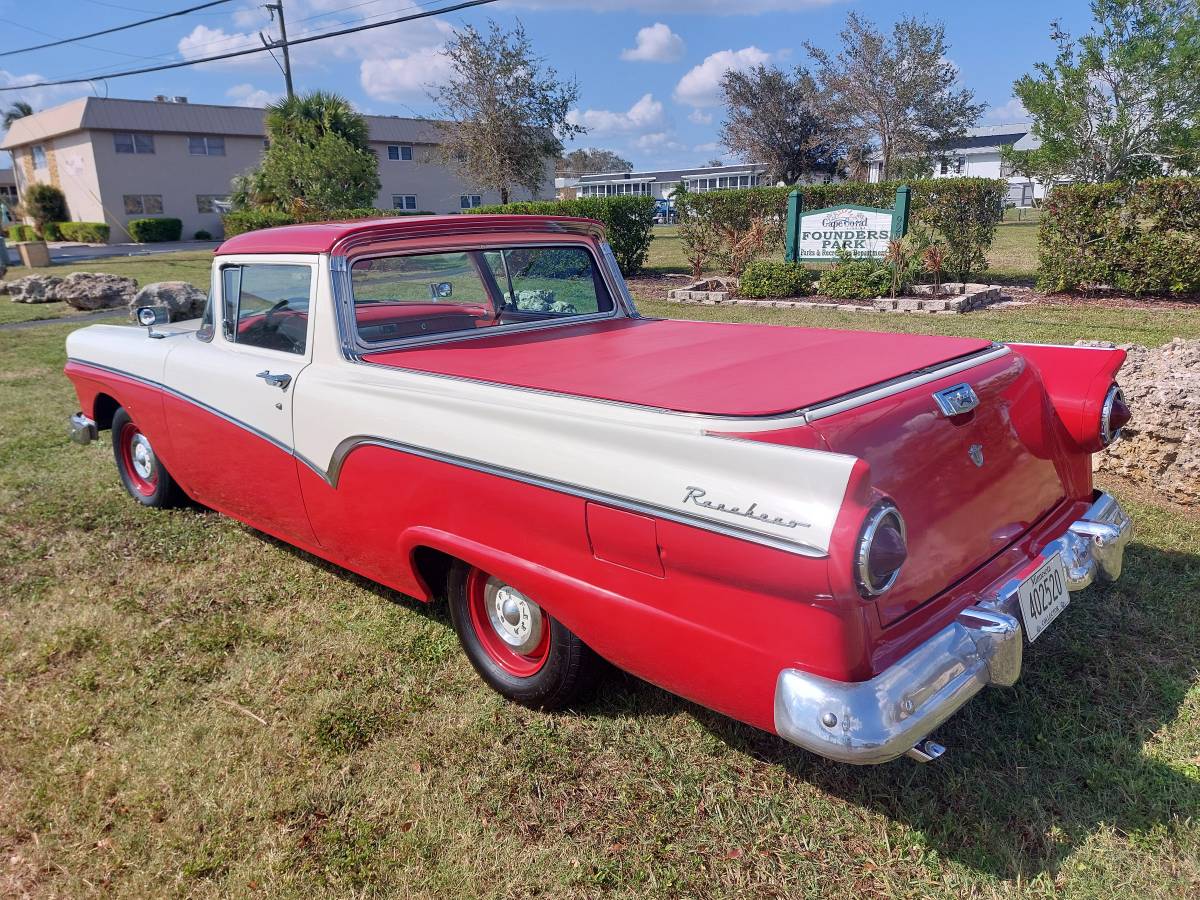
[447, 562, 601, 710]
[111, 407, 182, 508]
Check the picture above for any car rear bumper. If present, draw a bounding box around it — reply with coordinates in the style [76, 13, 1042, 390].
[773, 490, 1133, 764]
[69, 412, 98, 445]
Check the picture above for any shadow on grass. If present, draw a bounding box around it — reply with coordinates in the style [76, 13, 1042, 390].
[258, 525, 1197, 881]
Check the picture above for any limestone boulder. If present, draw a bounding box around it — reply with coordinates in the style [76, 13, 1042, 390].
[131, 281, 207, 322]
[6, 274, 64, 303]
[57, 272, 138, 310]
[1086, 338, 1200, 506]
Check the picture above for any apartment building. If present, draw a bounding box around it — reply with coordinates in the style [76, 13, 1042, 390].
[575, 163, 772, 201]
[0, 96, 549, 240]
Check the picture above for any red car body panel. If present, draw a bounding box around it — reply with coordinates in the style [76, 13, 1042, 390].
[362, 318, 992, 417]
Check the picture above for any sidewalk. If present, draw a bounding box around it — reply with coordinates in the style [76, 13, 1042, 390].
[4, 239, 219, 266]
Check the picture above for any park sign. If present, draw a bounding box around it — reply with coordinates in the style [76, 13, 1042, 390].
[785, 185, 911, 263]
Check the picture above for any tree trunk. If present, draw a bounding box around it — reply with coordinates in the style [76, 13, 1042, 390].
[500, 186, 510, 205]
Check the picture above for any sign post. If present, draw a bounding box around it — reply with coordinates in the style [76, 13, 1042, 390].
[785, 184, 911, 263]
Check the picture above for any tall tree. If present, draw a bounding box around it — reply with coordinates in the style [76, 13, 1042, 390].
[233, 90, 379, 212]
[432, 20, 583, 204]
[805, 13, 984, 181]
[1004, 0, 1200, 183]
[3, 101, 33, 130]
[719, 64, 842, 184]
[557, 148, 632, 176]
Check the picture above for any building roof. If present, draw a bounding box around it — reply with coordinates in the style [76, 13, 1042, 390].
[866, 124, 1040, 163]
[215, 214, 605, 255]
[0, 96, 445, 150]
[577, 162, 767, 185]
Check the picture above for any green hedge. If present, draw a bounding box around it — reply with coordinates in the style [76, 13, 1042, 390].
[818, 258, 893, 300]
[677, 178, 1007, 282]
[739, 260, 818, 298]
[221, 207, 434, 238]
[128, 218, 183, 242]
[59, 221, 110, 243]
[466, 196, 656, 275]
[1037, 178, 1200, 296]
[7, 224, 39, 242]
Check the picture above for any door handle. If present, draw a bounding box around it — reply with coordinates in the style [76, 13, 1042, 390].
[256, 370, 292, 391]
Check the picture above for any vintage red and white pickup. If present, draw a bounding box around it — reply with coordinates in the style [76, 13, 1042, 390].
[64, 215, 1134, 764]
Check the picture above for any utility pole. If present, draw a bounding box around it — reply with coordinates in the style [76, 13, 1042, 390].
[263, 1, 294, 99]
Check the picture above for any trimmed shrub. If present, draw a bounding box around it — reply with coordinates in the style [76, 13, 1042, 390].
[128, 217, 183, 242]
[59, 222, 110, 243]
[24, 183, 68, 236]
[818, 258, 892, 300]
[194, 229, 213, 241]
[8, 224, 39, 242]
[42, 222, 63, 241]
[466, 195, 656, 275]
[1038, 177, 1200, 296]
[221, 207, 434, 238]
[739, 260, 818, 298]
[676, 178, 1006, 282]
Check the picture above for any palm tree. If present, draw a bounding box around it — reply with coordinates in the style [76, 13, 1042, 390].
[3, 101, 33, 130]
[264, 91, 369, 150]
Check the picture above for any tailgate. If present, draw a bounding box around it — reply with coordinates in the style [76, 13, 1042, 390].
[811, 349, 1067, 626]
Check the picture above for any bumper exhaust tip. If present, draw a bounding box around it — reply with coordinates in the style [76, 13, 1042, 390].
[905, 739, 946, 763]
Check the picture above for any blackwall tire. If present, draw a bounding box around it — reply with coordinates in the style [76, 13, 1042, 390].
[111, 407, 183, 509]
[447, 561, 601, 710]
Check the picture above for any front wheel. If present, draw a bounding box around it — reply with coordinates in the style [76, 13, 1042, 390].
[111, 407, 183, 508]
[447, 562, 601, 710]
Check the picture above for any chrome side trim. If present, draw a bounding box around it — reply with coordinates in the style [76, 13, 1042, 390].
[313, 435, 827, 558]
[68, 358, 297, 458]
[68, 358, 827, 559]
[803, 346, 1011, 423]
[774, 491, 1133, 763]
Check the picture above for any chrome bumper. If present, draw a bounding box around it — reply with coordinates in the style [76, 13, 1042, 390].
[69, 412, 98, 445]
[774, 491, 1133, 764]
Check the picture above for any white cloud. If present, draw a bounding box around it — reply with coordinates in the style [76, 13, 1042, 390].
[226, 83, 279, 108]
[674, 46, 772, 107]
[360, 46, 456, 102]
[634, 131, 686, 152]
[620, 23, 684, 63]
[688, 108, 713, 125]
[178, 24, 274, 70]
[568, 93, 666, 134]
[986, 97, 1030, 123]
[504, 1, 836, 12]
[693, 141, 721, 153]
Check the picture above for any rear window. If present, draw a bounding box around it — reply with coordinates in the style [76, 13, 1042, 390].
[349, 245, 613, 345]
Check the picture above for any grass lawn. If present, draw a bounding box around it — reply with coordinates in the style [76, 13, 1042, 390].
[1, 245, 1198, 897]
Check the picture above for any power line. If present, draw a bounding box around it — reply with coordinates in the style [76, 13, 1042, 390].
[0, 0, 495, 91]
[0, 0, 236, 59]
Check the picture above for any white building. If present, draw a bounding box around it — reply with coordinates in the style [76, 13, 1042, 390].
[575, 163, 772, 201]
[0, 96, 550, 240]
[867, 124, 1044, 206]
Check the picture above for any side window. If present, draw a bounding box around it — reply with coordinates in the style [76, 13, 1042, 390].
[221, 264, 311, 355]
[484, 246, 609, 316]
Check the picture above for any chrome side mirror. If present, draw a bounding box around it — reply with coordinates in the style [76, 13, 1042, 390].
[136, 304, 169, 339]
[430, 281, 453, 299]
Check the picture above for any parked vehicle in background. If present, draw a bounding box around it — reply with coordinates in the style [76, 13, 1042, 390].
[64, 214, 1133, 764]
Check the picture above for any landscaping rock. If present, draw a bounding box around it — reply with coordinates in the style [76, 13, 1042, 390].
[58, 273, 138, 310]
[5, 274, 64, 303]
[1088, 338, 1200, 506]
[132, 281, 207, 322]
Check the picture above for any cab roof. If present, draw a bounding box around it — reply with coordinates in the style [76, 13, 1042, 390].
[215, 214, 606, 256]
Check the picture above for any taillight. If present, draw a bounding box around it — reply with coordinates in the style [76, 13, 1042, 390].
[855, 502, 908, 597]
[1100, 384, 1131, 446]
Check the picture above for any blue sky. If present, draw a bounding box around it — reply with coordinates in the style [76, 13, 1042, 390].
[0, 0, 1097, 169]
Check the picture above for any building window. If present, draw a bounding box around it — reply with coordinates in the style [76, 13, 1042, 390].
[386, 144, 413, 161]
[196, 194, 230, 214]
[189, 136, 226, 156]
[954, 156, 965, 174]
[460, 194, 482, 209]
[31, 145, 47, 169]
[939, 159, 949, 175]
[124, 194, 164, 215]
[392, 194, 417, 210]
[114, 132, 155, 154]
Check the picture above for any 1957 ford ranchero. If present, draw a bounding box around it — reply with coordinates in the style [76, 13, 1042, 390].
[64, 215, 1134, 764]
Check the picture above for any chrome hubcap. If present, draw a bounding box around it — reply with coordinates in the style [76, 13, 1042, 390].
[130, 433, 155, 480]
[485, 579, 543, 654]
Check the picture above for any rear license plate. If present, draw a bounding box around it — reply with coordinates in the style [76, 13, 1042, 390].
[1017, 553, 1070, 642]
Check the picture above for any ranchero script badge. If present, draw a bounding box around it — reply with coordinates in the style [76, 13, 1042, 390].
[682, 486, 810, 529]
